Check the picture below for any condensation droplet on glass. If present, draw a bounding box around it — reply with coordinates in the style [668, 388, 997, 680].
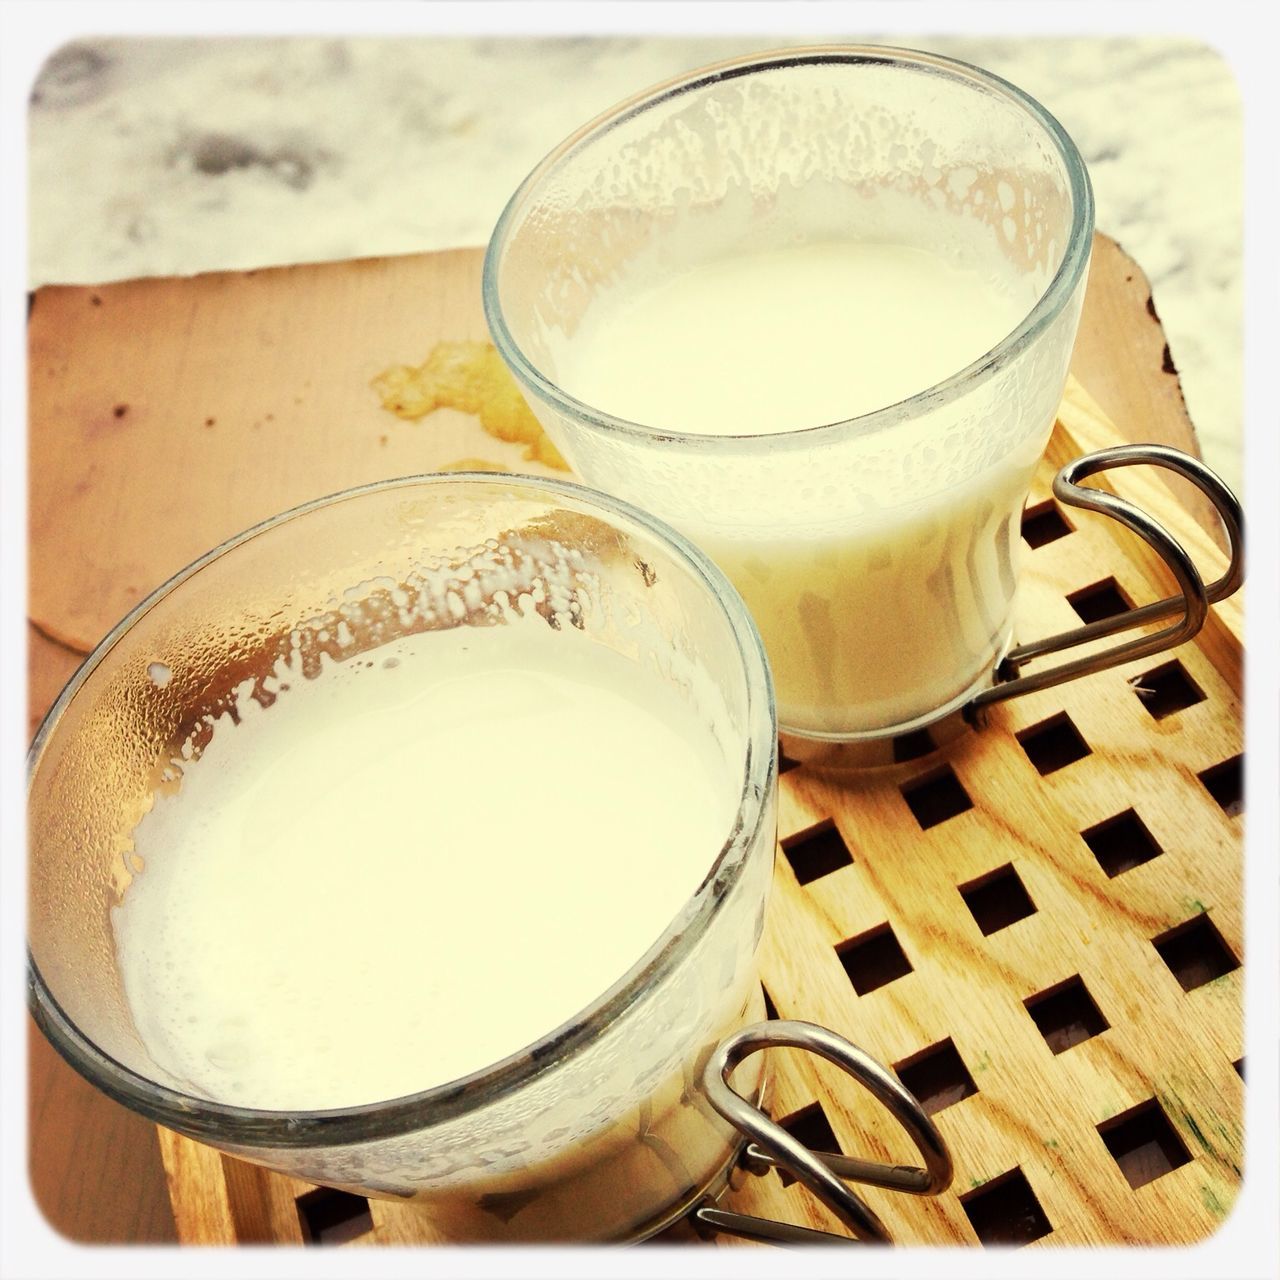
[147, 662, 172, 688]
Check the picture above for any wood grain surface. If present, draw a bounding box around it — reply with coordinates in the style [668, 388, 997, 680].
[25, 233, 1240, 1246]
[738, 388, 1242, 1245]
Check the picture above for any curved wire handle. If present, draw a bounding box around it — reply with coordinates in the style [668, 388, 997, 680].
[694, 1020, 952, 1245]
[971, 444, 1244, 710]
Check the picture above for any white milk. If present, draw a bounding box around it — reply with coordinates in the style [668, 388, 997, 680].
[558, 240, 1036, 736]
[704, 478, 1026, 735]
[112, 625, 736, 1112]
[563, 241, 1024, 436]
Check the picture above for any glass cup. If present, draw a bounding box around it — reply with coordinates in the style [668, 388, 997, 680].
[28, 473, 780, 1243]
[484, 45, 1095, 743]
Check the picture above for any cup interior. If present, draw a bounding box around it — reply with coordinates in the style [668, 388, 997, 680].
[487, 45, 1093, 444]
[28, 474, 775, 1145]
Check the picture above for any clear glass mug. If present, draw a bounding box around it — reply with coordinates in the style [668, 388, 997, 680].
[28, 475, 772, 1242]
[484, 45, 1243, 752]
[27, 474, 947, 1243]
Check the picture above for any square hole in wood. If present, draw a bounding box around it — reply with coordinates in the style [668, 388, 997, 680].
[1152, 914, 1239, 991]
[1198, 754, 1243, 816]
[837, 923, 913, 995]
[1067, 577, 1133, 624]
[892, 727, 937, 763]
[959, 863, 1037, 935]
[1016, 711, 1091, 776]
[900, 765, 973, 830]
[960, 1167, 1053, 1246]
[1081, 809, 1164, 878]
[776, 1102, 842, 1186]
[783, 820, 853, 886]
[1129, 659, 1206, 721]
[1097, 1099, 1191, 1190]
[1024, 976, 1109, 1054]
[1021, 499, 1072, 549]
[894, 1038, 978, 1116]
[297, 1187, 374, 1245]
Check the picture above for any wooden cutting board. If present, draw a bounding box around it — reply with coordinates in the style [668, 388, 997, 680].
[26, 232, 1236, 1246]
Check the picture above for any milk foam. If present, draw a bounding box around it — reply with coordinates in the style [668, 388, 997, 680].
[562, 240, 1025, 435]
[112, 625, 736, 1111]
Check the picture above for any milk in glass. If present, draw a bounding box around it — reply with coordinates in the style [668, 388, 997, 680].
[557, 238, 1037, 736]
[71, 490, 774, 1241]
[112, 625, 737, 1112]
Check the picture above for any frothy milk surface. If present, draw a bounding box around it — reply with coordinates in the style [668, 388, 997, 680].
[555, 238, 1038, 735]
[113, 625, 736, 1111]
[561, 240, 1025, 435]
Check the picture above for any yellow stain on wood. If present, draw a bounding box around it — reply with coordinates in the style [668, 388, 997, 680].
[436, 457, 510, 474]
[372, 340, 568, 470]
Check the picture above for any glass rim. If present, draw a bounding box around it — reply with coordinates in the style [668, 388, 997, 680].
[483, 42, 1095, 453]
[27, 470, 777, 1148]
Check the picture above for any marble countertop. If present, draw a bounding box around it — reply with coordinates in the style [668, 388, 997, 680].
[28, 33, 1242, 493]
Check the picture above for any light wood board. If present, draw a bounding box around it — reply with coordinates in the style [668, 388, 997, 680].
[26, 236, 1242, 1247]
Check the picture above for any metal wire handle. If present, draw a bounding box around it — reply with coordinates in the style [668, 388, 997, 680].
[970, 444, 1244, 710]
[694, 1020, 953, 1245]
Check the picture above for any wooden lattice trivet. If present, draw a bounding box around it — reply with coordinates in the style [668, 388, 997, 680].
[710, 378, 1245, 1248]
[150, 377, 1243, 1248]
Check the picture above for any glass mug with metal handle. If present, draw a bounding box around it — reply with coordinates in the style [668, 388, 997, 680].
[28, 474, 949, 1245]
[484, 46, 1243, 761]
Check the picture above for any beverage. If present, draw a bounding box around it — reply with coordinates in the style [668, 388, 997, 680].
[112, 623, 738, 1112]
[31, 475, 777, 1240]
[486, 46, 1094, 741]
[556, 238, 1036, 735]
[561, 241, 1025, 437]
[698, 474, 1027, 735]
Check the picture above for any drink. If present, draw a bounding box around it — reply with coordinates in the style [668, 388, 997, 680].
[698, 474, 1028, 735]
[556, 238, 1036, 735]
[561, 241, 1025, 437]
[30, 475, 777, 1241]
[112, 623, 737, 1112]
[486, 46, 1094, 741]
